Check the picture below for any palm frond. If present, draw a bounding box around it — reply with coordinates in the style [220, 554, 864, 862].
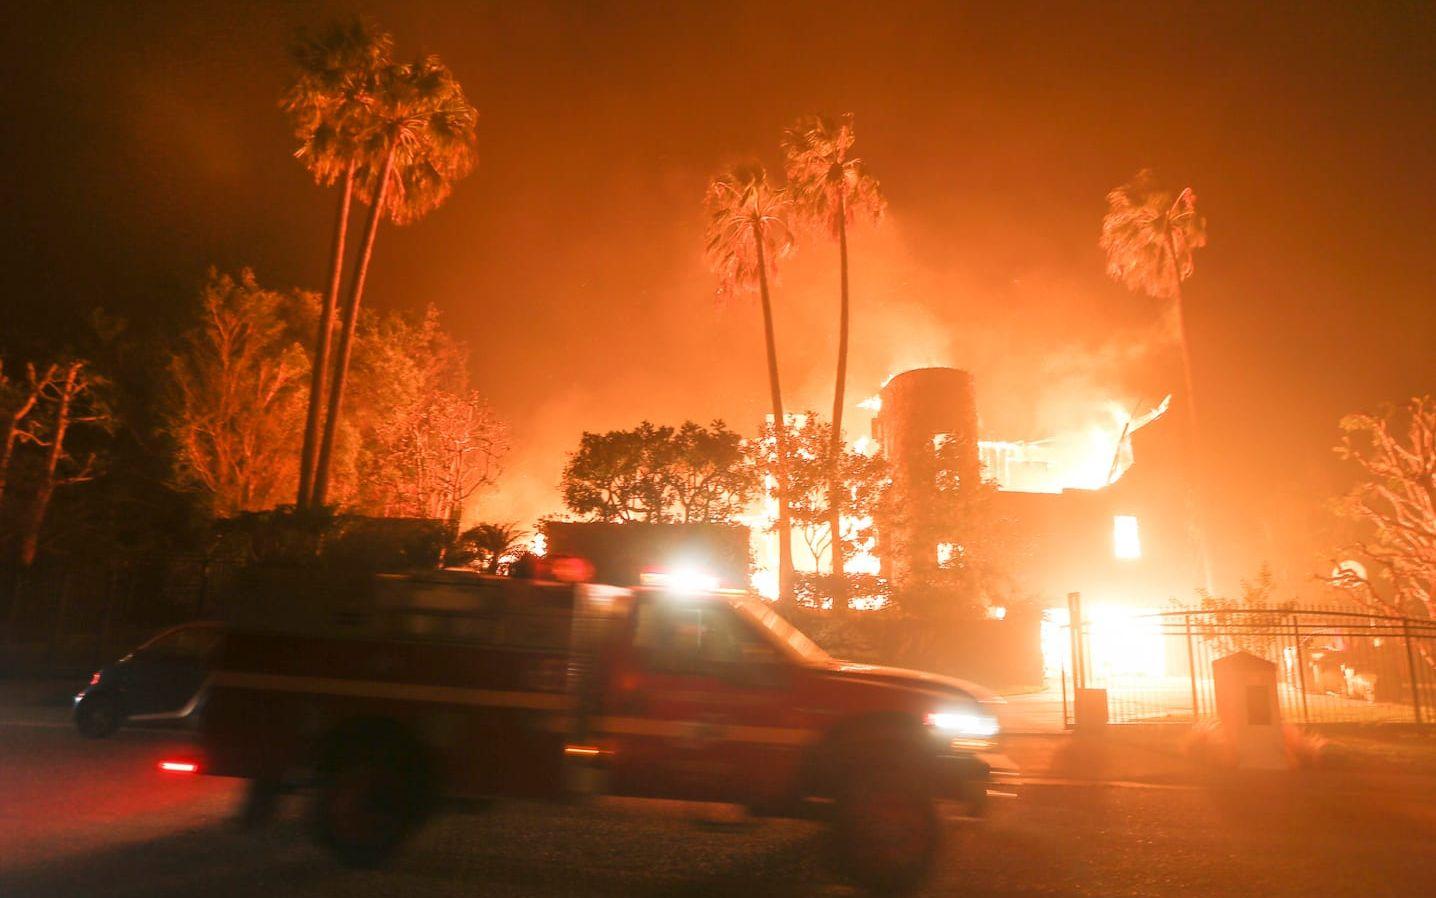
[1100, 169, 1207, 301]
[703, 163, 794, 298]
[781, 113, 885, 237]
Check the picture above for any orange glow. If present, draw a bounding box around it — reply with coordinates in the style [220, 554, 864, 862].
[550, 555, 595, 582]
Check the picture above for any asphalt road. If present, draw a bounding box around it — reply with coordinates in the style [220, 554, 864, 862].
[3, 711, 1436, 897]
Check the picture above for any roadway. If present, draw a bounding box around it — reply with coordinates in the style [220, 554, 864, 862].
[3, 697, 1435, 896]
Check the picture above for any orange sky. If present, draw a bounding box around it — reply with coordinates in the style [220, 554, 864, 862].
[2, 1, 1432, 591]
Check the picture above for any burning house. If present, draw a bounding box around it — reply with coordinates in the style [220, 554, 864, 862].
[871, 366, 1201, 607]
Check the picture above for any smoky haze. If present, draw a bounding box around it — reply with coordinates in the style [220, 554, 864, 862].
[2, 1, 1432, 589]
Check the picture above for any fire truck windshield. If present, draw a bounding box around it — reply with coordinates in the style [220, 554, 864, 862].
[732, 597, 832, 666]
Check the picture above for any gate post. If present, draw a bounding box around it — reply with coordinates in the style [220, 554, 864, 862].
[1067, 592, 1085, 691]
[1185, 614, 1200, 720]
[1291, 614, 1310, 725]
[1403, 620, 1424, 726]
[1060, 655, 1071, 730]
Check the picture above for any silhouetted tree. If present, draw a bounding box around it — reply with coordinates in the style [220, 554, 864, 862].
[283, 17, 394, 510]
[782, 113, 885, 608]
[1100, 169, 1207, 433]
[704, 163, 797, 603]
[312, 51, 478, 507]
[753, 413, 888, 579]
[1100, 169, 1210, 589]
[560, 420, 756, 524]
[452, 522, 529, 574]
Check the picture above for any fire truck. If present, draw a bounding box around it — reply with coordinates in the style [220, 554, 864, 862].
[190, 567, 999, 893]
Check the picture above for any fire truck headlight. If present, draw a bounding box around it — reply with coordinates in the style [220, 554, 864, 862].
[925, 710, 999, 740]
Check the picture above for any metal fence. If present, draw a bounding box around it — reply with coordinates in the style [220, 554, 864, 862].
[1062, 606, 1436, 727]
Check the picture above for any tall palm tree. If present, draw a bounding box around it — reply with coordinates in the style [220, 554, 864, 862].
[782, 113, 885, 609]
[311, 54, 478, 508]
[1100, 168, 1210, 588]
[704, 164, 797, 605]
[283, 18, 393, 510]
[1099, 169, 1207, 433]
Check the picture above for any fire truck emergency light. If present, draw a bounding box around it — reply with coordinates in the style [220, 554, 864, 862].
[640, 567, 720, 594]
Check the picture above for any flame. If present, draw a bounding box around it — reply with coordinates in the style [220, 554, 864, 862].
[1040, 604, 1166, 680]
[980, 395, 1168, 494]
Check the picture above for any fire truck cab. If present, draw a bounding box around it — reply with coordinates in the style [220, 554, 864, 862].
[196, 569, 997, 893]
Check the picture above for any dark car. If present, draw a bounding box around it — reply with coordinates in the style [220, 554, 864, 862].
[73, 621, 226, 738]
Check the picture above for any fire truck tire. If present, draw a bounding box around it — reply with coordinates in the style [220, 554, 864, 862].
[75, 693, 124, 739]
[312, 730, 433, 868]
[237, 777, 284, 829]
[831, 761, 938, 895]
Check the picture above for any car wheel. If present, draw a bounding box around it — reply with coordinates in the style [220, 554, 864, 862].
[832, 761, 939, 895]
[312, 733, 432, 868]
[76, 693, 124, 739]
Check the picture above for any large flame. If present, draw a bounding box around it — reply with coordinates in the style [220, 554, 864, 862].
[980, 395, 1169, 493]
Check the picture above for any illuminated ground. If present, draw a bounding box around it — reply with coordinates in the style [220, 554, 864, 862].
[3, 693, 1435, 897]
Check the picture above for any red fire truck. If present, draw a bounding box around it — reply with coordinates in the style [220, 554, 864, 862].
[191, 568, 999, 893]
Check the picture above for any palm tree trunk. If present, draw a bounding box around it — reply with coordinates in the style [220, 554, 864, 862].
[828, 196, 850, 613]
[754, 231, 794, 606]
[1165, 232, 1213, 593]
[312, 149, 396, 508]
[297, 162, 356, 509]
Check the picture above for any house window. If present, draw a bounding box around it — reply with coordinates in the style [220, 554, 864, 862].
[1113, 515, 1141, 560]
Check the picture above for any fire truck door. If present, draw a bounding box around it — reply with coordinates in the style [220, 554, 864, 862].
[604, 597, 796, 804]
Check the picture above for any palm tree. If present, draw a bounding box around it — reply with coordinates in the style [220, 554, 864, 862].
[704, 163, 797, 605]
[311, 54, 478, 508]
[283, 18, 393, 510]
[1099, 169, 1207, 433]
[782, 113, 885, 610]
[1100, 169, 1210, 588]
[455, 522, 530, 574]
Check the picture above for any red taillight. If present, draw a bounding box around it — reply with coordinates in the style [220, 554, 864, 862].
[158, 760, 198, 773]
[89, 672, 102, 685]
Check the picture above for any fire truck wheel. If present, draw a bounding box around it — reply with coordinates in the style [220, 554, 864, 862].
[237, 777, 284, 829]
[831, 762, 939, 895]
[312, 733, 432, 868]
[75, 693, 124, 739]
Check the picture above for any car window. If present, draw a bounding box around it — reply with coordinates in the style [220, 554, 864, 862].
[143, 626, 221, 661]
[633, 600, 768, 676]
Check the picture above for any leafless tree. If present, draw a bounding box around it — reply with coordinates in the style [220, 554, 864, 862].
[17, 359, 113, 566]
[1329, 396, 1436, 625]
[366, 389, 506, 521]
[165, 270, 311, 516]
[0, 360, 56, 510]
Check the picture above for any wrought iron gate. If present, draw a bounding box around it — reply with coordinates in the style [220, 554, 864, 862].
[1062, 602, 1436, 727]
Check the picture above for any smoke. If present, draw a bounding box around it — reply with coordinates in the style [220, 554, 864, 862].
[471, 208, 1183, 528]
